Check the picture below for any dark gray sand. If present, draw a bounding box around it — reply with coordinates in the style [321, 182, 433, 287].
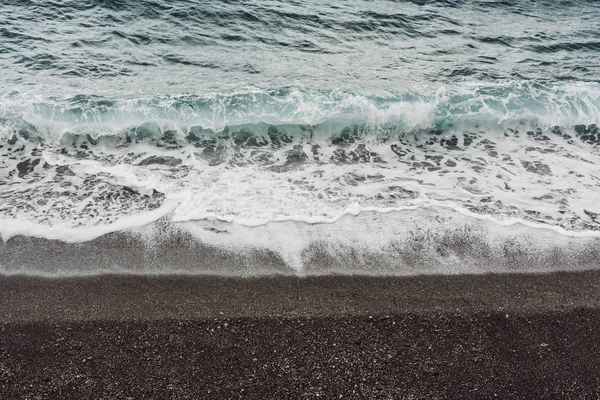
[1, 272, 600, 398]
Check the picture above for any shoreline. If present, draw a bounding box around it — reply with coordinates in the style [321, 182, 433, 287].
[3, 213, 600, 277]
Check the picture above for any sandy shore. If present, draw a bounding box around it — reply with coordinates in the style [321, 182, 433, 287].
[1, 272, 600, 398]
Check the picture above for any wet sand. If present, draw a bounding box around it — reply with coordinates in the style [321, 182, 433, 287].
[1, 272, 600, 398]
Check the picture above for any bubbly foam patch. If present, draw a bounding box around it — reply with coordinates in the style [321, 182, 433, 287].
[2, 122, 599, 234]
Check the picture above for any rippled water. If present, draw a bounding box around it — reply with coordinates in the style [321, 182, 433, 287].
[2, 0, 599, 95]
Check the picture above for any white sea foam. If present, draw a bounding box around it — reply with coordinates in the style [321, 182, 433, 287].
[0, 200, 178, 243]
[2, 123, 600, 235]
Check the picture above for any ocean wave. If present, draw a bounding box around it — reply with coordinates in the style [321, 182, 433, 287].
[1, 83, 600, 145]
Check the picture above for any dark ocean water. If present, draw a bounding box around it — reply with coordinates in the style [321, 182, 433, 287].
[1, 0, 600, 236]
[2, 0, 600, 93]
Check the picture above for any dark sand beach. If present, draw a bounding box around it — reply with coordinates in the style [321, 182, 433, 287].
[1, 271, 600, 399]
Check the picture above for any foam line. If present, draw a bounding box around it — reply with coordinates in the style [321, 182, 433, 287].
[0, 199, 178, 242]
[3, 200, 600, 244]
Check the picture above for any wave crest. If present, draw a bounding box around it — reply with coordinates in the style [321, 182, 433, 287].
[2, 82, 600, 144]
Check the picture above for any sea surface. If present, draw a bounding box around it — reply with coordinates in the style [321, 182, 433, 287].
[1, 0, 600, 274]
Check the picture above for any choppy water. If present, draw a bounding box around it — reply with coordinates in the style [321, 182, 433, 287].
[1, 0, 600, 264]
[2, 0, 600, 94]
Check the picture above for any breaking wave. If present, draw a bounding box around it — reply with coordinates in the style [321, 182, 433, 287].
[2, 83, 600, 144]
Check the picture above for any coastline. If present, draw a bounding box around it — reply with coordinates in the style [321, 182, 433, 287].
[2, 209, 600, 277]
